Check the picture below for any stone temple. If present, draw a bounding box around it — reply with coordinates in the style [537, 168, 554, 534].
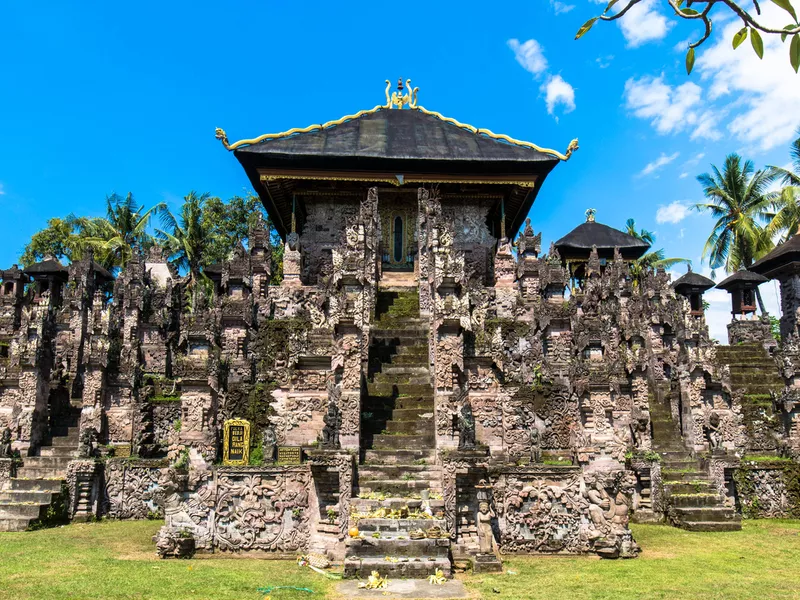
[1, 80, 799, 576]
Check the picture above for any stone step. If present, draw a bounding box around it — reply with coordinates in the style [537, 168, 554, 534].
[367, 383, 433, 397]
[670, 506, 739, 521]
[316, 523, 340, 535]
[0, 490, 59, 504]
[372, 331, 429, 342]
[391, 407, 436, 420]
[660, 470, 707, 481]
[356, 518, 447, 535]
[385, 418, 435, 435]
[15, 467, 68, 479]
[46, 436, 80, 448]
[395, 345, 429, 356]
[358, 480, 442, 496]
[373, 373, 433, 386]
[359, 465, 442, 480]
[389, 354, 430, 367]
[49, 425, 80, 437]
[365, 395, 434, 409]
[352, 497, 444, 511]
[39, 446, 76, 457]
[0, 517, 34, 532]
[677, 520, 742, 532]
[0, 502, 47, 519]
[372, 434, 435, 450]
[380, 366, 431, 376]
[346, 537, 450, 558]
[668, 494, 720, 507]
[21, 456, 73, 469]
[343, 556, 451, 579]
[664, 481, 714, 494]
[10, 478, 63, 492]
[364, 449, 437, 464]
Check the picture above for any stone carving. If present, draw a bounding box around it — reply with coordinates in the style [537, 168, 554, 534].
[457, 401, 476, 450]
[0, 427, 12, 458]
[320, 400, 341, 450]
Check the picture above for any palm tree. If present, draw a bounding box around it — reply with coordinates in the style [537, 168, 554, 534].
[694, 153, 775, 314]
[156, 191, 213, 311]
[766, 129, 800, 242]
[624, 219, 690, 279]
[77, 193, 165, 269]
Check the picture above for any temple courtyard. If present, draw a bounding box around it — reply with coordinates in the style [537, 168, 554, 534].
[0, 519, 797, 600]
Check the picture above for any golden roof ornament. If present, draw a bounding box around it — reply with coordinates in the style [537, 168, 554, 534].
[385, 78, 419, 109]
[586, 208, 596, 222]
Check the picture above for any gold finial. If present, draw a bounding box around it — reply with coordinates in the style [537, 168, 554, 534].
[586, 208, 596, 223]
[564, 138, 579, 160]
[385, 78, 419, 109]
[215, 128, 231, 150]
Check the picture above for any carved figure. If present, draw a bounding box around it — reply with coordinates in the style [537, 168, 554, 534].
[77, 427, 96, 459]
[457, 401, 476, 450]
[321, 401, 341, 449]
[476, 500, 496, 554]
[529, 424, 542, 464]
[630, 416, 649, 448]
[0, 427, 12, 458]
[705, 411, 722, 451]
[262, 426, 278, 463]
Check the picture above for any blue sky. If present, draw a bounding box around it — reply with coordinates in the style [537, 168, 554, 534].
[1, 0, 798, 340]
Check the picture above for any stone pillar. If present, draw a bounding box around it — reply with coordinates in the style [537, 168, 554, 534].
[66, 459, 100, 521]
[779, 273, 800, 341]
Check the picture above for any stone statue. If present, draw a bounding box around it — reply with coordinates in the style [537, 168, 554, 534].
[529, 424, 542, 464]
[476, 500, 496, 554]
[320, 401, 341, 449]
[262, 426, 278, 463]
[630, 416, 649, 448]
[704, 412, 722, 451]
[457, 402, 476, 450]
[0, 427, 12, 458]
[77, 427, 96, 459]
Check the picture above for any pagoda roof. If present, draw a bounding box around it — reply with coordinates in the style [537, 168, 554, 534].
[749, 234, 800, 279]
[554, 220, 650, 260]
[218, 88, 577, 240]
[715, 269, 768, 291]
[672, 268, 715, 293]
[23, 258, 69, 278]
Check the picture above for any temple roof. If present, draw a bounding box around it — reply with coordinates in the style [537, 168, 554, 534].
[554, 218, 650, 260]
[219, 85, 577, 240]
[233, 108, 565, 164]
[749, 234, 800, 279]
[23, 258, 69, 277]
[672, 267, 715, 293]
[715, 269, 768, 291]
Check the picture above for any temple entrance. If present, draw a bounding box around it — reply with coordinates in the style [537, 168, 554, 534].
[380, 199, 416, 273]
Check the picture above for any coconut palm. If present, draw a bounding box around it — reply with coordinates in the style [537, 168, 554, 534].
[766, 130, 800, 243]
[156, 191, 213, 312]
[624, 218, 690, 274]
[694, 153, 775, 313]
[76, 193, 165, 269]
[768, 128, 800, 187]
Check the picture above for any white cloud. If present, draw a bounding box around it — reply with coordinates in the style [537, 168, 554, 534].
[685, 152, 705, 166]
[656, 200, 691, 224]
[696, 4, 800, 151]
[507, 38, 548, 77]
[638, 151, 679, 177]
[615, 0, 673, 47]
[550, 0, 575, 14]
[596, 55, 614, 69]
[541, 75, 576, 116]
[624, 74, 722, 140]
[679, 172, 689, 179]
[0, 183, 5, 196]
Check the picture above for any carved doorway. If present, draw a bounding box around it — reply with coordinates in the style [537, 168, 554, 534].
[380, 202, 416, 273]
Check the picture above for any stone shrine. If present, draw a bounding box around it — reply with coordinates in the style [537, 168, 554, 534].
[0, 80, 799, 578]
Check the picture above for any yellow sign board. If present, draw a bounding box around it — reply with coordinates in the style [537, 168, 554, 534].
[222, 419, 251, 465]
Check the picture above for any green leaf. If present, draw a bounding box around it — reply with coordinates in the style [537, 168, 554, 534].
[575, 17, 598, 40]
[676, 0, 684, 6]
[679, 7, 699, 15]
[771, 0, 798, 23]
[732, 27, 748, 49]
[791, 34, 800, 72]
[782, 24, 796, 42]
[686, 47, 696, 74]
[603, 0, 620, 14]
[751, 28, 764, 58]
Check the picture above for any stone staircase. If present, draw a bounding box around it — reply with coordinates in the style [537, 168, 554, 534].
[650, 393, 741, 532]
[0, 408, 78, 531]
[347, 290, 450, 578]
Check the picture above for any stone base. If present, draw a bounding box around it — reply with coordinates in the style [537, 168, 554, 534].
[472, 553, 503, 573]
[337, 578, 468, 599]
[344, 556, 452, 579]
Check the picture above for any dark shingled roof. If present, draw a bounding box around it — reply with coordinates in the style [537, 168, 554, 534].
[23, 259, 69, 276]
[203, 263, 223, 275]
[750, 234, 800, 278]
[93, 264, 114, 281]
[715, 269, 768, 291]
[672, 269, 715, 293]
[235, 108, 560, 164]
[554, 221, 650, 259]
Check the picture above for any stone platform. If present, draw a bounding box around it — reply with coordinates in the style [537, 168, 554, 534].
[337, 579, 468, 599]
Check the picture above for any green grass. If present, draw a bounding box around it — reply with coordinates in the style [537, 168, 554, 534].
[1, 520, 799, 599]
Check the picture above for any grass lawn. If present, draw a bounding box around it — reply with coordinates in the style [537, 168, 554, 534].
[0, 519, 798, 600]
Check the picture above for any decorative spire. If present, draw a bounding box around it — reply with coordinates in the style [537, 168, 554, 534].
[384, 78, 419, 110]
[585, 208, 596, 223]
